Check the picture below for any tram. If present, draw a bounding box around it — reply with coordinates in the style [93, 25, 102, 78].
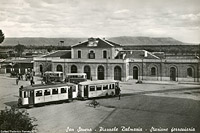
[77, 80, 119, 99]
[18, 83, 78, 107]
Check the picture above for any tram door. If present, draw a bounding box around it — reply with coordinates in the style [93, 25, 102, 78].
[28, 91, 34, 105]
[84, 85, 88, 98]
[68, 87, 73, 99]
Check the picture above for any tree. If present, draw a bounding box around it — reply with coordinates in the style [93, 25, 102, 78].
[14, 44, 26, 57]
[0, 106, 37, 130]
[0, 29, 4, 44]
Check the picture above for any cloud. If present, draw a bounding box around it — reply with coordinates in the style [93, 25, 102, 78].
[0, 0, 200, 43]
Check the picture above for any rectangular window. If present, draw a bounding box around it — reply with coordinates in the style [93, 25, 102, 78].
[103, 50, 107, 59]
[61, 88, 67, 93]
[52, 89, 58, 95]
[78, 50, 81, 58]
[36, 90, 43, 97]
[96, 85, 102, 91]
[44, 90, 50, 96]
[103, 85, 108, 90]
[90, 86, 95, 91]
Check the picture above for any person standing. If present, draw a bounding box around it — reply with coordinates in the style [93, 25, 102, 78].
[16, 78, 19, 85]
[118, 86, 121, 100]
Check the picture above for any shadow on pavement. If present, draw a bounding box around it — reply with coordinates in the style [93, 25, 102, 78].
[4, 101, 18, 107]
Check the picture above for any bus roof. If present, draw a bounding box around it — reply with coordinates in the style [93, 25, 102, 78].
[21, 82, 76, 91]
[78, 80, 118, 85]
[44, 71, 63, 74]
[66, 73, 86, 76]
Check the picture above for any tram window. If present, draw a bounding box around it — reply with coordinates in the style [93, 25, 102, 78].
[19, 91, 22, 97]
[52, 89, 58, 95]
[90, 86, 95, 91]
[36, 90, 43, 97]
[103, 85, 108, 90]
[112, 84, 115, 89]
[24, 92, 27, 98]
[72, 86, 76, 92]
[110, 84, 114, 89]
[61, 88, 67, 93]
[96, 85, 102, 91]
[44, 90, 50, 96]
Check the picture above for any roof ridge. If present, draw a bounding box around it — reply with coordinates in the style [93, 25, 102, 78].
[99, 38, 114, 47]
[71, 40, 88, 47]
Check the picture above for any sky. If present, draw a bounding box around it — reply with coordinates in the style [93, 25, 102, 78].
[0, 0, 200, 43]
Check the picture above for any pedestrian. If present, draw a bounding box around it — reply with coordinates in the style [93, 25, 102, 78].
[30, 77, 34, 85]
[118, 86, 121, 100]
[16, 78, 19, 85]
[19, 85, 23, 90]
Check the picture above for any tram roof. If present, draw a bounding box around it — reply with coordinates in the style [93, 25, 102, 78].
[21, 82, 76, 91]
[79, 80, 118, 85]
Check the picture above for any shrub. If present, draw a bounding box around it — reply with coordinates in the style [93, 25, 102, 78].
[0, 106, 37, 131]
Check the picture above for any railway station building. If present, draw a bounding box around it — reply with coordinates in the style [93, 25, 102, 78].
[33, 37, 200, 82]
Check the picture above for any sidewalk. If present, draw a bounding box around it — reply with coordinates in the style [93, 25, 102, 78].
[126, 79, 200, 86]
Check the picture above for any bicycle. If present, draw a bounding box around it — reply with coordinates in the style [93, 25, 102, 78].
[89, 100, 100, 108]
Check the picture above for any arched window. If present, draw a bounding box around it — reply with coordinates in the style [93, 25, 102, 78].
[151, 67, 156, 76]
[57, 65, 63, 72]
[133, 66, 139, 79]
[84, 65, 91, 79]
[103, 50, 107, 59]
[187, 68, 193, 77]
[98, 65, 104, 80]
[170, 67, 176, 81]
[114, 66, 122, 80]
[71, 65, 77, 73]
[88, 50, 95, 59]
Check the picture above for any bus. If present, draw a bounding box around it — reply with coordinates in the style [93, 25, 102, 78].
[43, 71, 64, 83]
[77, 80, 119, 99]
[18, 83, 78, 107]
[66, 73, 87, 84]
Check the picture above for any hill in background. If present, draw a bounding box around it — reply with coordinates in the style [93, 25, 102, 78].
[108, 36, 196, 46]
[0, 36, 197, 46]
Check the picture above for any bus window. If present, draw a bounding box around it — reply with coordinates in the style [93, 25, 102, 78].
[90, 86, 95, 91]
[36, 90, 43, 97]
[103, 85, 108, 90]
[52, 89, 58, 95]
[96, 85, 102, 91]
[44, 90, 51, 96]
[24, 91, 27, 98]
[61, 88, 67, 93]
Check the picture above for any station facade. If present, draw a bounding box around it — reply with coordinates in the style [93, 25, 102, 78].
[34, 38, 200, 82]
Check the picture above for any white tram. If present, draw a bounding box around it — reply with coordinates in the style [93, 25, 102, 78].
[18, 83, 78, 107]
[77, 80, 119, 99]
